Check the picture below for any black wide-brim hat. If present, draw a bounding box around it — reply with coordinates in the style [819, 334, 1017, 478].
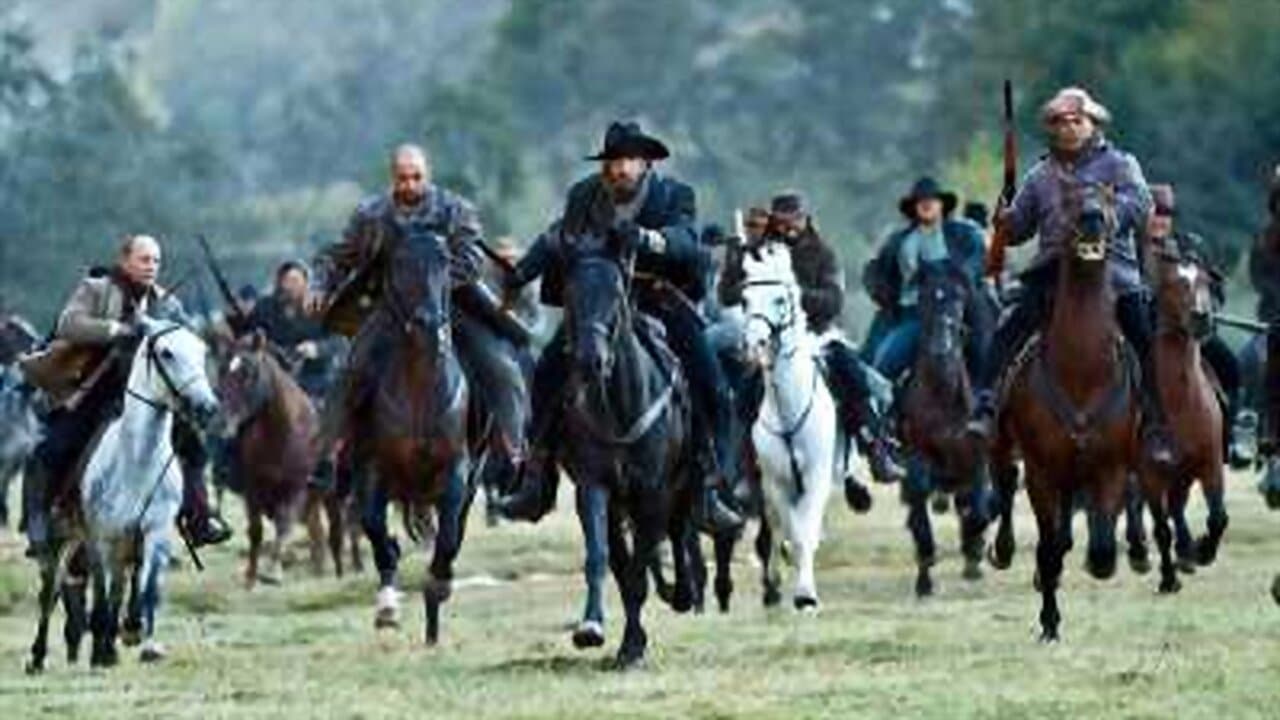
[898, 176, 958, 219]
[586, 121, 670, 161]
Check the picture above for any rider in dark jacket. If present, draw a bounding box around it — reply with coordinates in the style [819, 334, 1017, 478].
[495, 121, 742, 532]
[719, 192, 907, 493]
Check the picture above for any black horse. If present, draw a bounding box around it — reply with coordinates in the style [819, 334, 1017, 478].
[560, 234, 696, 669]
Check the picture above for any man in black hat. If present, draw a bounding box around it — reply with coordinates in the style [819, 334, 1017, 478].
[495, 121, 742, 531]
[862, 177, 988, 383]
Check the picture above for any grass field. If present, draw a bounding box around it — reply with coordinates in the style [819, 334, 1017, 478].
[0, 472, 1278, 719]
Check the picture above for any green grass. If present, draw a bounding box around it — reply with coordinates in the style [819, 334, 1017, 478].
[1, 473, 1279, 719]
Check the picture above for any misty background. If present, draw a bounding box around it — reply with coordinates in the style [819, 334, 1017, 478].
[1, 0, 1276, 335]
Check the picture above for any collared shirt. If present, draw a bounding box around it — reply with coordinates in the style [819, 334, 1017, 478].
[897, 223, 950, 307]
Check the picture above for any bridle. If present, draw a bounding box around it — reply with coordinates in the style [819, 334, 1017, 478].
[742, 278, 801, 363]
[125, 324, 204, 426]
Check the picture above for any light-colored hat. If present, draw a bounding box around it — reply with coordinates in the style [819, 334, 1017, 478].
[1040, 87, 1111, 126]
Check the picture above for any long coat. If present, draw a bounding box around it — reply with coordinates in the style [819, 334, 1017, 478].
[862, 218, 986, 313]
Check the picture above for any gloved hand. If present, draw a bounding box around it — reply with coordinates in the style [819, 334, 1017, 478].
[449, 240, 485, 287]
[112, 319, 147, 344]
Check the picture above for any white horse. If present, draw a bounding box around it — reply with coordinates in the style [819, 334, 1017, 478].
[740, 243, 841, 610]
[0, 364, 41, 528]
[28, 318, 219, 671]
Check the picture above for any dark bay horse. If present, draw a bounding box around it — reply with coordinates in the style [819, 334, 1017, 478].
[1140, 245, 1227, 593]
[561, 237, 695, 669]
[900, 265, 993, 597]
[217, 331, 327, 586]
[349, 245, 471, 645]
[992, 186, 1140, 641]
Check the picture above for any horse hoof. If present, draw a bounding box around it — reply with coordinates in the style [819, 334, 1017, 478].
[962, 560, 984, 582]
[258, 572, 283, 587]
[1195, 539, 1220, 567]
[931, 494, 950, 514]
[613, 647, 647, 671]
[717, 598, 731, 614]
[763, 586, 783, 608]
[572, 621, 606, 649]
[1264, 490, 1280, 511]
[24, 658, 44, 676]
[1127, 548, 1152, 575]
[1175, 557, 1197, 575]
[1158, 576, 1182, 595]
[988, 543, 1013, 571]
[1038, 630, 1060, 644]
[139, 641, 167, 663]
[121, 629, 142, 648]
[844, 482, 873, 514]
[1085, 552, 1117, 581]
[375, 587, 401, 629]
[1271, 575, 1280, 605]
[794, 596, 820, 613]
[90, 647, 118, 669]
[915, 573, 934, 598]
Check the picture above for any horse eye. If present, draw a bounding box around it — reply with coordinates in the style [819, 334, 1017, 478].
[159, 348, 175, 361]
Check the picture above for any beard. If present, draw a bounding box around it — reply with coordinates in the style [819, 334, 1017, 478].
[394, 187, 425, 208]
[604, 174, 643, 203]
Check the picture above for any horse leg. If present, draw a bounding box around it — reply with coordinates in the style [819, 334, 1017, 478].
[25, 548, 62, 674]
[1196, 466, 1229, 566]
[360, 479, 401, 629]
[686, 528, 708, 614]
[245, 501, 263, 588]
[121, 558, 143, 647]
[905, 479, 937, 598]
[955, 481, 988, 582]
[1124, 474, 1151, 574]
[1146, 485, 1181, 594]
[1028, 479, 1065, 642]
[603, 500, 642, 668]
[988, 458, 1018, 570]
[1084, 467, 1126, 581]
[425, 457, 473, 646]
[265, 506, 295, 586]
[62, 561, 88, 664]
[616, 506, 659, 670]
[1168, 481, 1196, 573]
[756, 514, 781, 608]
[323, 492, 345, 578]
[137, 530, 171, 662]
[304, 489, 327, 577]
[573, 483, 608, 649]
[713, 529, 737, 613]
[791, 474, 827, 611]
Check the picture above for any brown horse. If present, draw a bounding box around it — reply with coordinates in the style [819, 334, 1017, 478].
[901, 265, 993, 597]
[343, 245, 471, 645]
[1140, 245, 1227, 593]
[993, 185, 1140, 641]
[218, 332, 325, 586]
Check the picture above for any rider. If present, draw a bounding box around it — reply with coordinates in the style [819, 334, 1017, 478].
[862, 176, 989, 383]
[312, 144, 530, 479]
[1143, 183, 1250, 465]
[493, 120, 743, 532]
[20, 234, 232, 558]
[236, 260, 340, 399]
[721, 191, 907, 491]
[965, 87, 1172, 467]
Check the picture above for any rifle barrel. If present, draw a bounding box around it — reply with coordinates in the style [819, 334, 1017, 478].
[1215, 313, 1269, 334]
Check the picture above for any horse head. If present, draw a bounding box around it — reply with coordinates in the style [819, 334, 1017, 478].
[1066, 181, 1117, 268]
[918, 263, 970, 364]
[565, 232, 631, 383]
[130, 318, 220, 429]
[1154, 243, 1215, 340]
[0, 364, 40, 462]
[740, 242, 803, 371]
[216, 330, 275, 432]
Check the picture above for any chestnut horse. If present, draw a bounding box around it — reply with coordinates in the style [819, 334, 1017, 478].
[217, 332, 326, 586]
[900, 265, 993, 597]
[1140, 245, 1227, 593]
[992, 185, 1140, 641]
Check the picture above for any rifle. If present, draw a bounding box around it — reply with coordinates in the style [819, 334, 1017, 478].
[987, 79, 1017, 286]
[196, 234, 250, 330]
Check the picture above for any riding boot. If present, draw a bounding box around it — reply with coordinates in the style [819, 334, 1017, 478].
[177, 454, 232, 548]
[22, 457, 51, 560]
[494, 447, 559, 522]
[1231, 409, 1259, 469]
[1138, 351, 1178, 471]
[855, 396, 906, 485]
[693, 458, 745, 534]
